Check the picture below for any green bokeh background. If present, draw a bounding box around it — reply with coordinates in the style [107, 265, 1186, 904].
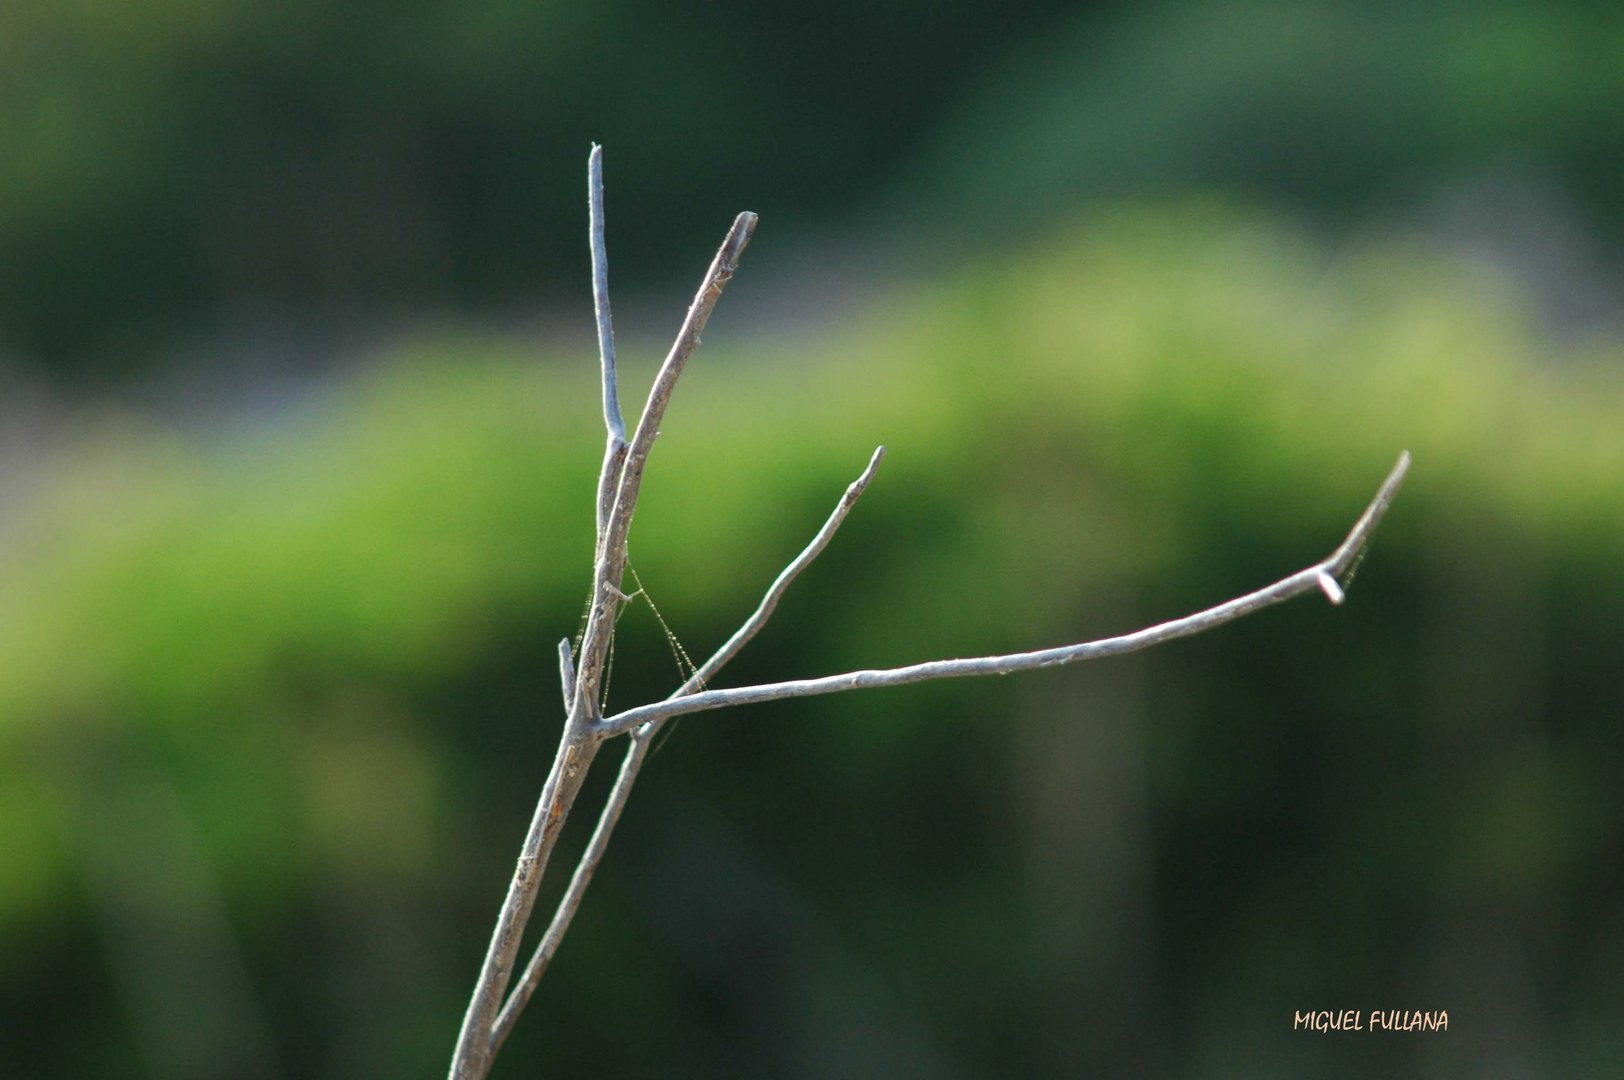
[2, 3, 1621, 1077]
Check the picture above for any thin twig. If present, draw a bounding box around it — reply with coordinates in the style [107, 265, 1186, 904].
[677, 444, 886, 699]
[490, 447, 888, 1052]
[589, 145, 625, 444]
[1324, 448, 1410, 577]
[488, 733, 651, 1056]
[595, 452, 1411, 739]
[590, 145, 630, 545]
[595, 442, 629, 549]
[450, 173, 759, 1080]
[448, 726, 600, 1080]
[604, 211, 758, 557]
[571, 209, 757, 726]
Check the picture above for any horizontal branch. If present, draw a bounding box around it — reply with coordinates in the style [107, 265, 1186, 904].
[596, 451, 1410, 738]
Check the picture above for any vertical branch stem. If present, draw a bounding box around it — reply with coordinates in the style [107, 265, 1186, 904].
[448, 729, 600, 1080]
[489, 732, 653, 1057]
[590, 145, 630, 546]
[590, 145, 625, 445]
[450, 150, 758, 1080]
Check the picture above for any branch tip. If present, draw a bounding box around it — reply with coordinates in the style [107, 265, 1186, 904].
[1326, 450, 1411, 577]
[848, 446, 885, 497]
[716, 212, 758, 274]
[589, 144, 624, 443]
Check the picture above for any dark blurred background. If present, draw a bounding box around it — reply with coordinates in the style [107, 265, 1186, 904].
[2, 2, 1621, 1077]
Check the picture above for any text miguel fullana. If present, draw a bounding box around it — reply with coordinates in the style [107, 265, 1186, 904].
[1295, 1011, 1447, 1033]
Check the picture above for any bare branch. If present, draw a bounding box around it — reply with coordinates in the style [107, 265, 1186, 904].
[449, 730, 601, 1080]
[678, 444, 886, 699]
[571, 209, 758, 726]
[589, 147, 629, 547]
[589, 145, 625, 444]
[1324, 448, 1410, 577]
[491, 447, 888, 1045]
[489, 733, 652, 1057]
[594, 442, 629, 546]
[451, 165, 761, 1080]
[454, 146, 1411, 1080]
[557, 638, 576, 713]
[595, 452, 1412, 739]
[606, 211, 758, 555]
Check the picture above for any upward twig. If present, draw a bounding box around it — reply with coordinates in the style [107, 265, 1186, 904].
[571, 209, 757, 727]
[676, 444, 887, 698]
[589, 145, 625, 445]
[590, 147, 629, 546]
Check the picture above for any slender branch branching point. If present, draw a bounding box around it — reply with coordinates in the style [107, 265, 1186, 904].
[448, 146, 1411, 1080]
[489, 445, 887, 1056]
[449, 151, 759, 1080]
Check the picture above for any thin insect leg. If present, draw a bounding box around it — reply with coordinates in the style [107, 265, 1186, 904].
[593, 557, 653, 714]
[626, 564, 703, 759]
[572, 591, 592, 658]
[628, 564, 703, 688]
[600, 614, 618, 713]
[648, 718, 684, 758]
[1338, 537, 1373, 591]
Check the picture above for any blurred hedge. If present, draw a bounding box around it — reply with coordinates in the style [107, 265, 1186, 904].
[904, 0, 1624, 248]
[9, 0, 1624, 386]
[0, 0, 1073, 378]
[2, 203, 1621, 1077]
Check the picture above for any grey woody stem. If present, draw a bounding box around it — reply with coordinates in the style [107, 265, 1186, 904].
[572, 209, 757, 729]
[675, 444, 886, 699]
[448, 727, 600, 1080]
[489, 447, 888, 1054]
[488, 733, 651, 1057]
[454, 144, 1413, 1080]
[594, 452, 1411, 739]
[589, 145, 625, 445]
[590, 146, 629, 546]
[447, 155, 756, 1080]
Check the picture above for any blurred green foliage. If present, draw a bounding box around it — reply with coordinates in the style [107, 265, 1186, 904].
[3, 202, 1620, 1076]
[902, 0, 1624, 244]
[9, 0, 1624, 386]
[0, 0, 1076, 377]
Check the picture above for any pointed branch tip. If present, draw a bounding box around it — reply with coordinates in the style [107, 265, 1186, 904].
[1326, 451, 1411, 577]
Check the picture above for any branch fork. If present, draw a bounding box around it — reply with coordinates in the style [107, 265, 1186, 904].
[447, 145, 1411, 1079]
